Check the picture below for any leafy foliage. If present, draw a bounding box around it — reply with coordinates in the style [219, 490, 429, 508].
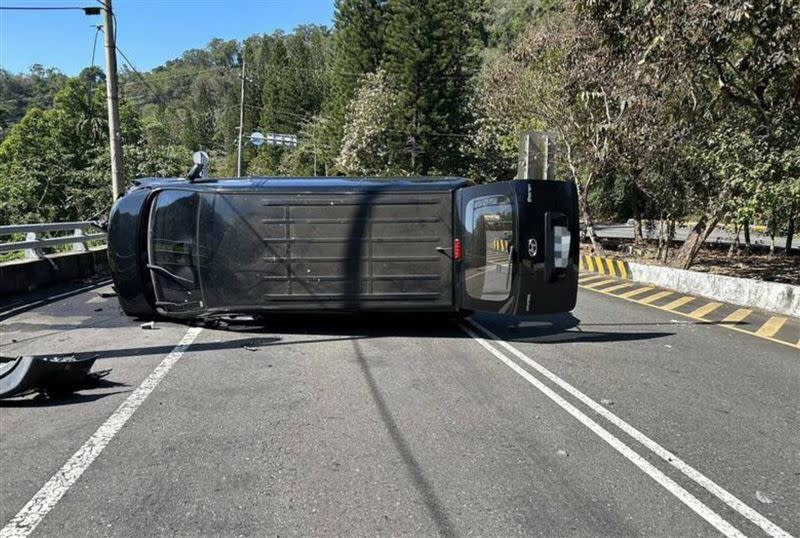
[1, 0, 797, 266]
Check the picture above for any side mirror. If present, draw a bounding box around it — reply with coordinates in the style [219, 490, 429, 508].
[187, 151, 210, 182]
[193, 150, 209, 166]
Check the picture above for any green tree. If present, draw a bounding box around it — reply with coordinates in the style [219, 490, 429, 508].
[0, 65, 68, 140]
[250, 27, 330, 175]
[0, 67, 186, 225]
[337, 69, 403, 175]
[319, 0, 386, 171]
[382, 0, 482, 175]
[579, 0, 800, 267]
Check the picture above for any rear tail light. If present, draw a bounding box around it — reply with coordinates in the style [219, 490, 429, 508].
[453, 238, 462, 261]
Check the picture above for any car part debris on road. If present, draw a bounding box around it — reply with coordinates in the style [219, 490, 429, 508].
[0, 355, 99, 399]
[140, 321, 157, 330]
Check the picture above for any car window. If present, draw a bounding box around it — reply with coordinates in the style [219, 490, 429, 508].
[464, 195, 513, 302]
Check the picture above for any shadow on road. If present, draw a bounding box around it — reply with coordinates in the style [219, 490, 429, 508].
[197, 311, 675, 347]
[0, 372, 130, 407]
[482, 312, 675, 345]
[215, 312, 467, 337]
[10, 311, 675, 366]
[24, 335, 371, 361]
[352, 339, 456, 537]
[0, 277, 113, 322]
[0, 389, 130, 408]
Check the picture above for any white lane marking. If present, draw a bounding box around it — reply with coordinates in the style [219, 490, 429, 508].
[459, 323, 745, 537]
[0, 326, 203, 538]
[466, 319, 794, 538]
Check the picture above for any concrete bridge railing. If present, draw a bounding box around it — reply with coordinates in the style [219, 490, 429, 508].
[0, 222, 109, 297]
[0, 221, 107, 259]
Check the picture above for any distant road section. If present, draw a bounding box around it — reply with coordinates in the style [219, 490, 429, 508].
[592, 223, 794, 250]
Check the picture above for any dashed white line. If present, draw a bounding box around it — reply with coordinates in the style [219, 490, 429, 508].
[464, 319, 794, 538]
[0, 326, 203, 538]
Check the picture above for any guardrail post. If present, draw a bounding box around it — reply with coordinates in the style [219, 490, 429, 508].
[72, 228, 87, 252]
[24, 232, 44, 260]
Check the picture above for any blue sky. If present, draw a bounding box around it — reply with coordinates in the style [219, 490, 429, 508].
[0, 0, 334, 75]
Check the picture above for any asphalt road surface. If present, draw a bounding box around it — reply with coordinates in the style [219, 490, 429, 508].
[1, 282, 798, 537]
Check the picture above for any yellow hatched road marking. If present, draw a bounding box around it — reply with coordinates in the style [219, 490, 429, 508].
[688, 302, 722, 319]
[618, 286, 654, 299]
[583, 279, 618, 289]
[639, 290, 673, 305]
[579, 274, 608, 283]
[601, 283, 634, 294]
[755, 317, 787, 338]
[662, 296, 696, 311]
[721, 308, 752, 324]
[581, 282, 800, 350]
[585, 257, 595, 272]
[606, 258, 617, 276]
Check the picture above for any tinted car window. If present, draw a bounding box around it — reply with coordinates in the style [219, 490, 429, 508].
[464, 195, 513, 302]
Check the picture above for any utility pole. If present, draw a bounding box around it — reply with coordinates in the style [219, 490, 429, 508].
[102, 0, 124, 200]
[236, 54, 246, 177]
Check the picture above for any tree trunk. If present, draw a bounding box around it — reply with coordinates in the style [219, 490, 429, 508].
[783, 211, 795, 256]
[670, 214, 719, 269]
[743, 219, 751, 254]
[662, 219, 675, 263]
[561, 137, 601, 253]
[727, 224, 740, 258]
[768, 218, 776, 256]
[578, 176, 602, 254]
[656, 214, 666, 260]
[630, 183, 644, 244]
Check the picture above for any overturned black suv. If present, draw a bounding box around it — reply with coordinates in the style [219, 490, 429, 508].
[107, 173, 578, 320]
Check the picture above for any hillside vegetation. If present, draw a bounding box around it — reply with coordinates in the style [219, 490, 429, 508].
[1, 0, 797, 269]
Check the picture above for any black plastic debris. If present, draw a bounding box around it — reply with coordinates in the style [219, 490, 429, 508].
[0, 355, 99, 399]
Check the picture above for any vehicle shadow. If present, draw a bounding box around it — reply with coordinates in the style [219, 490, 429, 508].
[0, 389, 130, 408]
[11, 311, 674, 365]
[24, 336, 296, 361]
[472, 312, 674, 345]
[212, 311, 674, 346]
[0, 374, 129, 407]
[0, 277, 113, 322]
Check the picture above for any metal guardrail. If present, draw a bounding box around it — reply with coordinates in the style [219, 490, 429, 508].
[0, 221, 107, 259]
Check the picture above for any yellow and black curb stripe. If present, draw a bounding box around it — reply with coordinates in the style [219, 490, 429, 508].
[579, 255, 800, 350]
[579, 254, 631, 279]
[492, 239, 511, 251]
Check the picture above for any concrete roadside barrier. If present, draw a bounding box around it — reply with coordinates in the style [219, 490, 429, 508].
[579, 255, 800, 318]
[0, 248, 108, 297]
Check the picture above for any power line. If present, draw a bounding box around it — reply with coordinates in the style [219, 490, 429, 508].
[86, 24, 103, 110]
[90, 25, 102, 68]
[115, 45, 164, 105]
[0, 6, 93, 10]
[119, 64, 232, 87]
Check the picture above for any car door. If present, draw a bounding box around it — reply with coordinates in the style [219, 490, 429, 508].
[456, 179, 578, 315]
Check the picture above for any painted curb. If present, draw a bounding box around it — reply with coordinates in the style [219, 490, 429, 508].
[579, 255, 800, 319]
